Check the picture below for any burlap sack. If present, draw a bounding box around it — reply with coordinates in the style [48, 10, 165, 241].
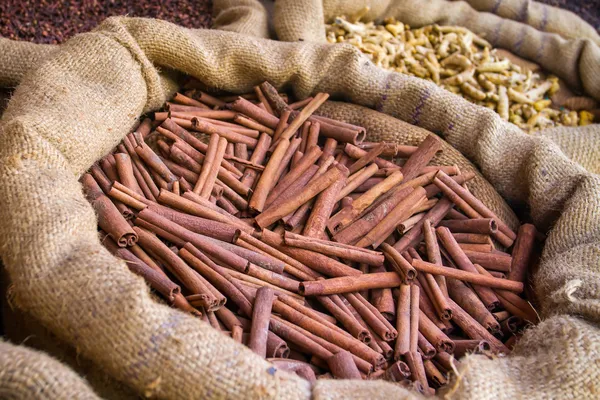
[537, 124, 600, 175]
[271, 0, 600, 103]
[0, 16, 599, 399]
[0, 40, 56, 88]
[214, 0, 600, 174]
[0, 265, 143, 399]
[462, 0, 600, 45]
[213, 0, 274, 40]
[0, 340, 99, 399]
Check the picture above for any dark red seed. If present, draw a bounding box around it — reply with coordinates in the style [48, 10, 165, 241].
[0, 0, 214, 45]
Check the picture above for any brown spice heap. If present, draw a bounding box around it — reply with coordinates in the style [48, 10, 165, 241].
[84, 80, 541, 394]
[0, 0, 213, 45]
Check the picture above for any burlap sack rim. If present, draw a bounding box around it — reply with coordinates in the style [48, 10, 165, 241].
[1, 16, 598, 399]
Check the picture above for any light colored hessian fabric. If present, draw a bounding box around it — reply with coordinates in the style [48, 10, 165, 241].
[0, 16, 599, 399]
[462, 0, 600, 45]
[0, 340, 100, 400]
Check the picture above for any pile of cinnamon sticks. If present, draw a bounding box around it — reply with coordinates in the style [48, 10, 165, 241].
[83, 81, 540, 395]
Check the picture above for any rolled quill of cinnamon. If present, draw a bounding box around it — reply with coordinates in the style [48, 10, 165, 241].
[82, 173, 137, 247]
[83, 81, 542, 393]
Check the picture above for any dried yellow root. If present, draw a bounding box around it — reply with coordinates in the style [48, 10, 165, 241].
[327, 16, 595, 131]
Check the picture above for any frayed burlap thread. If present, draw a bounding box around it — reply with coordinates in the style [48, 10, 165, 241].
[0, 17, 599, 399]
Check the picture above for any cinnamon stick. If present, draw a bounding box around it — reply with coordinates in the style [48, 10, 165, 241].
[507, 224, 537, 282]
[180, 245, 252, 316]
[355, 187, 426, 248]
[411, 259, 523, 292]
[283, 231, 384, 266]
[343, 143, 396, 169]
[104, 235, 179, 302]
[463, 250, 512, 272]
[200, 136, 228, 199]
[82, 174, 137, 247]
[404, 351, 430, 392]
[256, 164, 348, 228]
[248, 287, 275, 357]
[134, 227, 218, 311]
[394, 284, 411, 359]
[436, 226, 502, 307]
[380, 244, 417, 283]
[134, 141, 177, 184]
[327, 350, 362, 379]
[271, 137, 303, 185]
[250, 138, 291, 212]
[409, 285, 420, 353]
[370, 267, 395, 321]
[423, 219, 448, 297]
[256, 229, 361, 278]
[300, 272, 403, 296]
[436, 171, 516, 245]
[360, 142, 418, 158]
[158, 189, 252, 233]
[328, 171, 404, 233]
[172, 92, 209, 108]
[438, 218, 498, 234]
[447, 298, 509, 354]
[398, 135, 441, 181]
[452, 232, 492, 245]
[418, 310, 454, 353]
[231, 97, 280, 129]
[347, 143, 385, 175]
[191, 117, 258, 148]
[393, 198, 454, 253]
[418, 333, 437, 359]
[137, 208, 250, 273]
[266, 145, 323, 207]
[345, 293, 397, 342]
[303, 172, 346, 238]
[333, 186, 413, 245]
[114, 152, 144, 197]
[316, 295, 371, 343]
[446, 277, 500, 333]
[279, 93, 329, 141]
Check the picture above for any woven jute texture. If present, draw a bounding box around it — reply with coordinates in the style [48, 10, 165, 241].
[538, 124, 600, 174]
[213, 0, 274, 39]
[462, 0, 600, 45]
[0, 40, 56, 88]
[0, 16, 599, 399]
[0, 340, 100, 400]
